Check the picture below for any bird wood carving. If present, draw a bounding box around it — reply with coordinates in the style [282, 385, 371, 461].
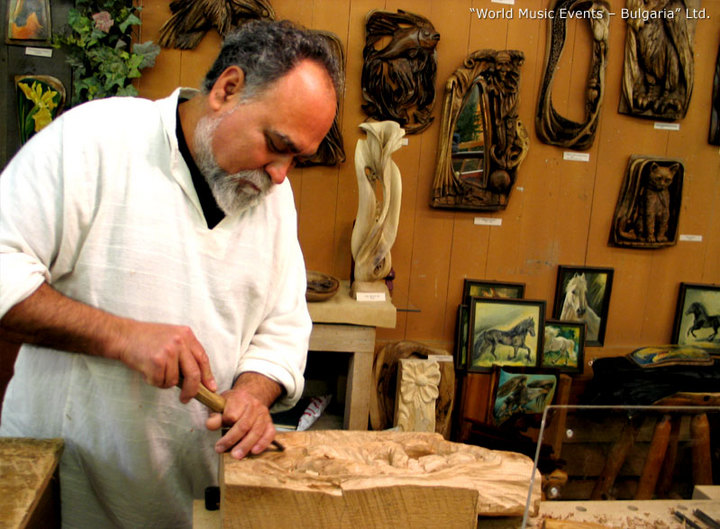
[158, 0, 275, 50]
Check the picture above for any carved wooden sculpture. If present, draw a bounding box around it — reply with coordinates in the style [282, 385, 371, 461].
[351, 121, 404, 286]
[619, 0, 699, 121]
[431, 50, 528, 211]
[221, 431, 541, 528]
[610, 155, 684, 249]
[394, 358, 441, 433]
[536, 0, 610, 150]
[296, 31, 346, 167]
[361, 10, 440, 134]
[710, 43, 720, 146]
[158, 0, 275, 49]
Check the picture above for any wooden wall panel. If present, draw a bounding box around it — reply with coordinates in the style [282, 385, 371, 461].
[137, 0, 720, 373]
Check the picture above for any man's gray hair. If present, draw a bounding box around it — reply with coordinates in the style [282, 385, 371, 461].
[202, 20, 343, 100]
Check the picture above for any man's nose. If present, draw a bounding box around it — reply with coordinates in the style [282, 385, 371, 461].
[264, 157, 295, 185]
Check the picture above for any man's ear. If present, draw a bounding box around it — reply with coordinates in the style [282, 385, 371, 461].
[208, 66, 245, 111]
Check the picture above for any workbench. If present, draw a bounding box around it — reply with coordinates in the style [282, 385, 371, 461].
[0, 437, 63, 529]
[306, 280, 396, 430]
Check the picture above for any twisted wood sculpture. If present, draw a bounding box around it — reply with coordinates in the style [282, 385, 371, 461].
[351, 121, 404, 284]
[619, 0, 698, 121]
[361, 10, 440, 134]
[158, 0, 274, 50]
[536, 0, 610, 151]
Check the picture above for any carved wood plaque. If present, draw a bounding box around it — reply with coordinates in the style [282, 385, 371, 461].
[361, 10, 440, 134]
[618, 0, 699, 121]
[536, 0, 610, 151]
[430, 50, 528, 211]
[610, 155, 684, 249]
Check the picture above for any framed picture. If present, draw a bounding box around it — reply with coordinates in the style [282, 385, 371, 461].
[6, 0, 52, 45]
[552, 265, 613, 347]
[467, 297, 545, 372]
[463, 279, 525, 303]
[454, 304, 469, 370]
[492, 368, 557, 425]
[671, 282, 720, 345]
[541, 320, 585, 374]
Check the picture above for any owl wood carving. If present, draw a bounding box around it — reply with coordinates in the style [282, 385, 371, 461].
[620, 0, 698, 120]
[158, 0, 275, 49]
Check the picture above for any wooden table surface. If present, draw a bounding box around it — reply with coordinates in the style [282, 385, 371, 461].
[0, 437, 63, 529]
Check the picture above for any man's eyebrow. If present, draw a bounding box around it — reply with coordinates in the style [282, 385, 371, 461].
[266, 130, 302, 154]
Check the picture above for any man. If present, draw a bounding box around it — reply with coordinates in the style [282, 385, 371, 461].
[0, 20, 340, 528]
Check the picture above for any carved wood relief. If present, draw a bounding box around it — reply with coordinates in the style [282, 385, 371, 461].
[536, 0, 610, 151]
[158, 0, 275, 49]
[361, 10, 440, 134]
[430, 50, 528, 212]
[296, 31, 346, 168]
[710, 43, 720, 146]
[619, 0, 699, 121]
[610, 155, 684, 249]
[394, 358, 441, 433]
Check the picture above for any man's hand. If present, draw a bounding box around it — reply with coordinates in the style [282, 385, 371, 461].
[114, 320, 217, 401]
[0, 282, 217, 400]
[206, 372, 282, 459]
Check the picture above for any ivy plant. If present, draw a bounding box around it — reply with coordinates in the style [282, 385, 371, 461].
[53, 0, 160, 105]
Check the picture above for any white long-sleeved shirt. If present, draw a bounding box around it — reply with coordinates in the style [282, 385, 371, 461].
[0, 88, 311, 528]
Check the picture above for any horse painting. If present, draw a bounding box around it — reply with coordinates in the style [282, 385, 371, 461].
[560, 273, 601, 342]
[685, 302, 720, 341]
[543, 326, 576, 366]
[473, 317, 536, 363]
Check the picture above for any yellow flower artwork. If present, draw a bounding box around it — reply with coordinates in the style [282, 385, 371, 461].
[15, 75, 65, 144]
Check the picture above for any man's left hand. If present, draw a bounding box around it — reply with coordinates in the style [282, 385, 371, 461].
[205, 372, 282, 459]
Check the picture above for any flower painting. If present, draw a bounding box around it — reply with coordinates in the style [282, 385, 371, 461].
[15, 75, 65, 144]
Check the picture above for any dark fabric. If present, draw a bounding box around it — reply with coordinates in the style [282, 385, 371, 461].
[176, 102, 225, 229]
[582, 355, 720, 405]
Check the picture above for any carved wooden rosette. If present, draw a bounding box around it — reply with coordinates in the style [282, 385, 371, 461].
[351, 121, 405, 284]
[536, 0, 610, 150]
[610, 155, 684, 249]
[619, 0, 698, 121]
[158, 0, 275, 50]
[361, 10, 440, 134]
[430, 50, 528, 211]
[394, 358, 441, 433]
[710, 43, 720, 146]
[296, 31, 346, 168]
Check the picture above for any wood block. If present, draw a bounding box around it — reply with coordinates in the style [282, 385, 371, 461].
[220, 431, 540, 528]
[308, 280, 396, 328]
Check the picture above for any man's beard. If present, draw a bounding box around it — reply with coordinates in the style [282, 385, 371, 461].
[192, 113, 271, 216]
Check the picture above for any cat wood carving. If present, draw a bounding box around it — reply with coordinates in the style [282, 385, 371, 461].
[610, 156, 684, 249]
[536, 0, 610, 151]
[619, 0, 699, 121]
[361, 10, 440, 134]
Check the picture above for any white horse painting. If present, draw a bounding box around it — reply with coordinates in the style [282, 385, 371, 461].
[543, 326, 577, 365]
[561, 273, 601, 341]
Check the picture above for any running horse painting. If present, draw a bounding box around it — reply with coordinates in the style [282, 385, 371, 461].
[473, 317, 536, 363]
[560, 273, 601, 342]
[685, 302, 720, 341]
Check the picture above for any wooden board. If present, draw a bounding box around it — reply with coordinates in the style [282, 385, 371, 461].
[220, 431, 541, 528]
[0, 438, 63, 529]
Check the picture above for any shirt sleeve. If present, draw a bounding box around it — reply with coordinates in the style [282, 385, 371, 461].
[234, 184, 311, 411]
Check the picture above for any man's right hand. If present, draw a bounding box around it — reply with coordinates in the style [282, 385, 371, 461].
[114, 320, 217, 401]
[0, 282, 217, 403]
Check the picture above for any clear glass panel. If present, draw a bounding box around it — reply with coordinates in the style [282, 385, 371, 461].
[522, 404, 720, 528]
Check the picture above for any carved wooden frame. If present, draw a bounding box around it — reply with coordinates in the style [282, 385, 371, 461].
[430, 50, 528, 212]
[536, 0, 610, 151]
[710, 43, 720, 146]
